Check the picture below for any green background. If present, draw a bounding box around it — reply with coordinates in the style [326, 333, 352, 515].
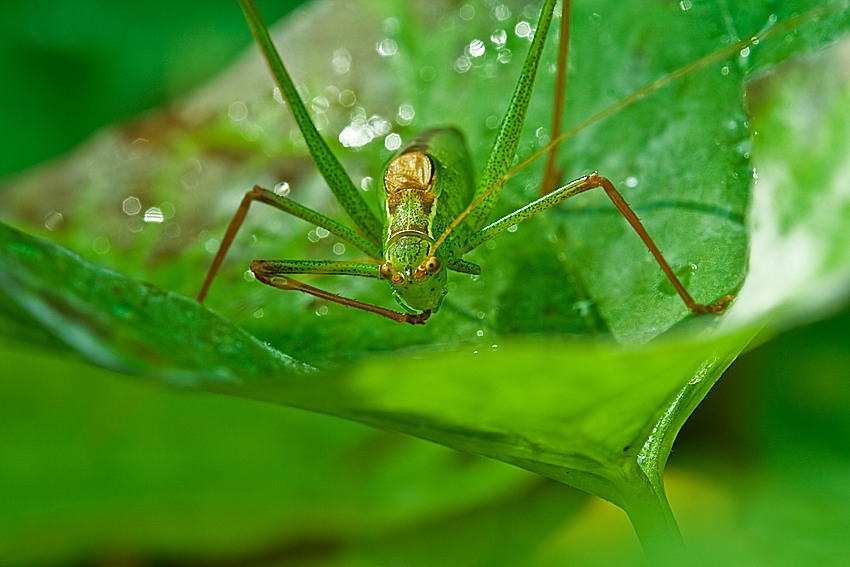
[2, 1, 849, 565]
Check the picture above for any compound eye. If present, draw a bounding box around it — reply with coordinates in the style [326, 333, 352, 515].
[424, 256, 441, 274]
[381, 262, 403, 283]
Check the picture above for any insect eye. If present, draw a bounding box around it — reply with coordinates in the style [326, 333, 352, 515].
[424, 257, 441, 274]
[379, 262, 394, 281]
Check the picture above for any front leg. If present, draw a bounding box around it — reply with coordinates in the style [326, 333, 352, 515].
[251, 260, 431, 325]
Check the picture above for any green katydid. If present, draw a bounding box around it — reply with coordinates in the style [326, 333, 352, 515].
[197, 0, 737, 325]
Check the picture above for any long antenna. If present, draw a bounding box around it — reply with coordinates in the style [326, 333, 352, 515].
[430, 2, 838, 258]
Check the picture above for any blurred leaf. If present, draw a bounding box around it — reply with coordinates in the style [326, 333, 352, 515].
[0, 0, 310, 176]
[0, 344, 536, 566]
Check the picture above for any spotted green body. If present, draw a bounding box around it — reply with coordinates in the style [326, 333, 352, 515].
[381, 129, 473, 312]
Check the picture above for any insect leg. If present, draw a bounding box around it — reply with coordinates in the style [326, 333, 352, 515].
[446, 258, 482, 275]
[466, 172, 734, 314]
[541, 0, 570, 196]
[467, 0, 559, 232]
[237, 0, 383, 242]
[250, 260, 430, 325]
[197, 185, 381, 302]
[251, 259, 381, 278]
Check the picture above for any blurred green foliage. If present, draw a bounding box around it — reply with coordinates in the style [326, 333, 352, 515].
[1, 0, 850, 565]
[0, 0, 306, 177]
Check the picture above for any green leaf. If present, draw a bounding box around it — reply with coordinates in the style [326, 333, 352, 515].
[0, 218, 752, 548]
[0, 222, 310, 380]
[1, 0, 849, 558]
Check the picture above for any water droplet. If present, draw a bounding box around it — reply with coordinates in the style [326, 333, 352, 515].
[496, 48, 512, 64]
[339, 108, 375, 148]
[397, 103, 415, 125]
[313, 112, 329, 131]
[333, 243, 346, 255]
[92, 236, 110, 255]
[739, 46, 750, 58]
[122, 196, 141, 215]
[130, 137, 151, 160]
[339, 126, 367, 148]
[459, 4, 475, 20]
[311, 95, 329, 114]
[720, 65, 730, 76]
[507, 224, 518, 233]
[493, 4, 511, 21]
[243, 122, 262, 141]
[360, 176, 374, 191]
[625, 176, 639, 188]
[369, 115, 391, 136]
[274, 182, 291, 197]
[490, 29, 507, 48]
[338, 89, 356, 107]
[315, 227, 330, 239]
[253, 308, 264, 319]
[332, 48, 351, 74]
[307, 230, 320, 243]
[144, 207, 164, 223]
[44, 211, 64, 231]
[467, 38, 485, 58]
[316, 305, 329, 316]
[160, 201, 176, 219]
[165, 222, 181, 238]
[376, 38, 398, 57]
[244, 270, 255, 282]
[127, 217, 144, 233]
[514, 21, 532, 39]
[382, 17, 400, 35]
[228, 100, 248, 121]
[324, 85, 340, 101]
[679, 0, 692, 10]
[384, 132, 402, 151]
[419, 65, 436, 82]
[273, 87, 285, 104]
[181, 159, 202, 189]
[205, 238, 220, 254]
[454, 54, 472, 73]
[476, 329, 484, 337]
[485, 115, 501, 129]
